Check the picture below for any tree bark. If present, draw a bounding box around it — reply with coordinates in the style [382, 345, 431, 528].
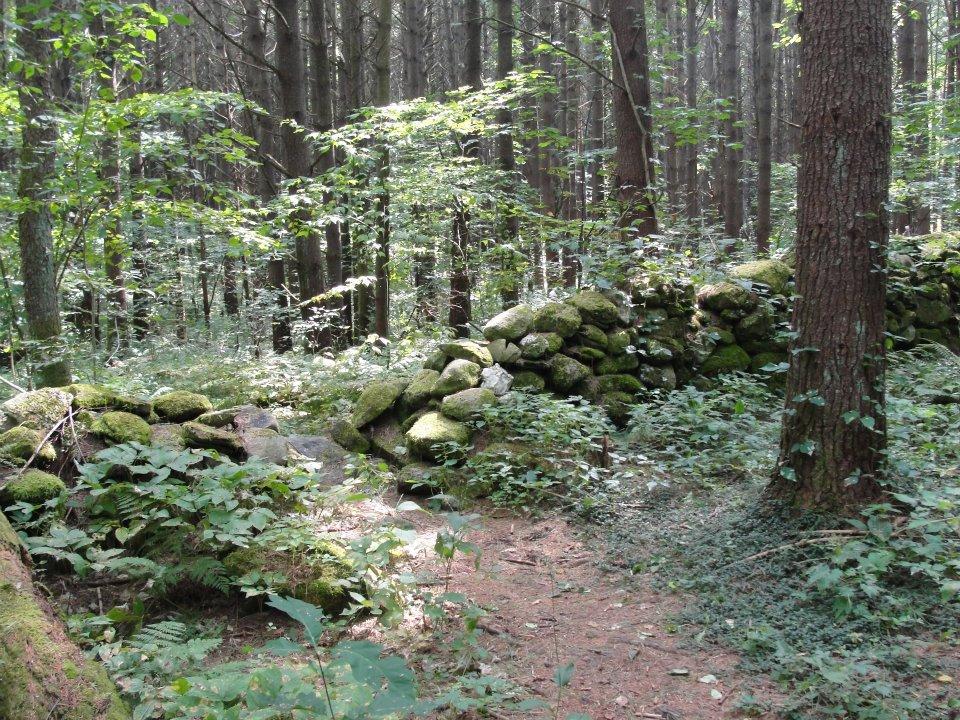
[373, 0, 391, 338]
[496, 0, 522, 305]
[720, 0, 742, 240]
[771, 0, 892, 509]
[754, 0, 774, 253]
[684, 0, 699, 220]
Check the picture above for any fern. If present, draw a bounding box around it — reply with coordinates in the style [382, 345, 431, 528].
[131, 620, 193, 649]
[176, 556, 232, 594]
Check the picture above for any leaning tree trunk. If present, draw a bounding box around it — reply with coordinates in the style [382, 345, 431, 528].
[771, 0, 892, 509]
[0, 512, 129, 719]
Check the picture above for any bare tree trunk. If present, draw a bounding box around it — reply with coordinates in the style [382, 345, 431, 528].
[720, 0, 742, 240]
[684, 0, 699, 220]
[373, 0, 391, 337]
[754, 0, 774, 253]
[496, 0, 522, 305]
[588, 0, 605, 210]
[771, 0, 891, 509]
[912, 0, 931, 234]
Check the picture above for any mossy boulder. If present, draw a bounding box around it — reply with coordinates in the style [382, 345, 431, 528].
[402, 369, 441, 411]
[512, 371, 546, 392]
[533, 302, 583, 337]
[577, 324, 609, 351]
[519, 332, 563, 360]
[2, 469, 65, 506]
[735, 303, 776, 342]
[641, 339, 674, 365]
[0, 426, 56, 464]
[700, 344, 751, 376]
[423, 350, 449, 372]
[149, 423, 185, 450]
[328, 417, 370, 453]
[565, 345, 606, 362]
[702, 326, 736, 346]
[223, 541, 355, 615]
[638, 365, 678, 391]
[64, 383, 115, 410]
[697, 282, 758, 313]
[1, 388, 72, 430]
[482, 304, 534, 341]
[195, 405, 256, 428]
[750, 351, 789, 376]
[182, 421, 245, 457]
[441, 388, 497, 421]
[397, 463, 444, 494]
[729, 259, 792, 296]
[567, 291, 620, 327]
[597, 374, 644, 395]
[441, 339, 494, 367]
[549, 354, 592, 393]
[915, 298, 952, 326]
[600, 391, 635, 427]
[606, 329, 633, 355]
[90, 411, 152, 445]
[488, 339, 522, 365]
[152, 391, 213, 423]
[405, 412, 471, 461]
[433, 360, 481, 397]
[597, 354, 639, 375]
[350, 378, 410, 428]
[368, 420, 407, 465]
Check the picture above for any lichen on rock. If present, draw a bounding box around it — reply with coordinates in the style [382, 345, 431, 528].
[533, 302, 583, 337]
[697, 282, 758, 313]
[0, 426, 56, 464]
[482, 304, 534, 341]
[1, 388, 73, 431]
[441, 387, 497, 421]
[402, 369, 440, 411]
[405, 411, 471, 461]
[432, 359, 481, 397]
[566, 291, 620, 327]
[152, 390, 214, 423]
[441, 339, 494, 367]
[519, 332, 563, 360]
[729, 259, 792, 296]
[349, 378, 410, 428]
[90, 411, 152, 445]
[549, 354, 592, 393]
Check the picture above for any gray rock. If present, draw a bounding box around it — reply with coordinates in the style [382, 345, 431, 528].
[240, 427, 291, 465]
[480, 364, 513, 396]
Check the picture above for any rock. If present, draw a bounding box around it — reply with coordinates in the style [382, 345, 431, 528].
[1, 469, 65, 506]
[549, 354, 592, 393]
[700, 344, 751, 376]
[368, 419, 408, 464]
[397, 463, 444, 494]
[512, 370, 547, 392]
[577, 324, 609, 351]
[328, 417, 370, 453]
[64, 383, 115, 410]
[0, 426, 56, 464]
[597, 354, 640, 375]
[533, 302, 583, 337]
[152, 390, 213, 422]
[567, 291, 620, 327]
[639, 365, 677, 391]
[350, 378, 410, 428]
[915, 298, 952, 326]
[196, 405, 257, 428]
[182, 421, 245, 457]
[735, 302, 776, 343]
[597, 374, 644, 395]
[405, 412, 471, 461]
[90, 411, 152, 445]
[441, 339, 494, 367]
[606, 329, 633, 355]
[1, 388, 72, 431]
[433, 359, 481, 396]
[234, 407, 280, 433]
[697, 282, 758, 313]
[488, 339, 522, 365]
[401, 406, 434, 432]
[441, 387, 497, 420]
[482, 304, 534, 341]
[600, 391, 635, 427]
[573, 375, 601, 401]
[750, 351, 789, 374]
[240, 428, 291, 465]
[150, 423, 185, 450]
[702, 326, 736, 345]
[287, 434, 350, 468]
[112, 395, 153, 419]
[423, 350, 449, 371]
[565, 345, 606, 362]
[729, 259, 792, 296]
[402, 369, 441, 411]
[519, 332, 563, 359]
[480, 364, 513, 396]
[641, 339, 674, 365]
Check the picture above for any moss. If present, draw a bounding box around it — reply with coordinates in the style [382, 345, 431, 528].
[397, 463, 444, 494]
[402, 369, 441, 411]
[432, 359, 481, 397]
[600, 391, 635, 428]
[1, 388, 72, 430]
[597, 354, 640, 375]
[349, 378, 410, 428]
[566, 290, 620, 327]
[149, 423, 185, 450]
[519, 332, 563, 359]
[368, 420, 407, 464]
[0, 426, 56, 464]
[90, 411, 152, 445]
[405, 412, 471, 461]
[549, 354, 592, 393]
[597, 374, 644, 395]
[915, 298, 952, 326]
[482, 304, 534, 341]
[111, 395, 153, 419]
[696, 282, 758, 313]
[488, 339, 522, 365]
[729, 259, 792, 296]
[641, 339, 674, 365]
[152, 390, 213, 422]
[606, 329, 633, 355]
[440, 388, 497, 421]
[701, 344, 751, 376]
[423, 350, 449, 372]
[182, 421, 245, 457]
[512, 371, 546, 392]
[577, 324, 609, 351]
[565, 345, 606, 362]
[440, 340, 494, 367]
[328, 417, 370, 453]
[750, 351, 789, 374]
[2, 470, 65, 506]
[195, 405, 252, 428]
[638, 364, 678, 391]
[65, 383, 116, 410]
[533, 302, 583, 337]
[735, 302, 776, 342]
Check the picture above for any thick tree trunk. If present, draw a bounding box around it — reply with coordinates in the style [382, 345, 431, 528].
[588, 0, 605, 210]
[771, 0, 892, 509]
[15, 0, 71, 387]
[720, 0, 742, 240]
[754, 0, 774, 253]
[684, 0, 699, 221]
[496, 0, 521, 305]
[373, 0, 391, 338]
[610, 0, 658, 236]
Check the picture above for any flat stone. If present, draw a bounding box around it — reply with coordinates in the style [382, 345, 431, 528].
[240, 427, 291, 465]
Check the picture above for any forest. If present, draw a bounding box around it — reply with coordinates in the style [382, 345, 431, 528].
[0, 0, 958, 717]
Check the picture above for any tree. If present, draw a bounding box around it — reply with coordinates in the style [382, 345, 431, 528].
[684, 0, 699, 220]
[720, 0, 742, 240]
[373, 0, 391, 337]
[771, 0, 892, 509]
[16, 0, 71, 386]
[754, 0, 774, 253]
[495, 0, 522, 305]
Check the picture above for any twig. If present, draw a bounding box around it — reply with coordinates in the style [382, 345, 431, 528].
[14, 415, 70, 479]
[0, 375, 26, 394]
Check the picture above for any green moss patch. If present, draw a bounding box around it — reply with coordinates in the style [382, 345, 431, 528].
[90, 411, 152, 445]
[152, 391, 213, 422]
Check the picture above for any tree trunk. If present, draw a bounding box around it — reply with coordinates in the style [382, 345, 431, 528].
[684, 0, 699, 221]
[771, 0, 892, 509]
[373, 0, 391, 338]
[588, 0, 605, 210]
[610, 0, 658, 236]
[15, 0, 71, 387]
[754, 0, 774, 253]
[496, 0, 522, 305]
[720, 0, 742, 240]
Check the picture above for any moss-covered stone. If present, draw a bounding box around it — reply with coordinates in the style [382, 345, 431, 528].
[329, 417, 370, 453]
[349, 378, 410, 428]
[1, 388, 73, 430]
[697, 282, 758, 313]
[441, 339, 494, 367]
[729, 259, 792, 296]
[152, 391, 213, 422]
[512, 370, 547, 392]
[596, 354, 639, 375]
[600, 391, 635, 427]
[597, 374, 644, 395]
[222, 541, 355, 615]
[702, 326, 736, 345]
[149, 423, 185, 450]
[577, 324, 609, 351]
[0, 426, 56, 464]
[915, 298, 952, 326]
[112, 395, 153, 419]
[482, 304, 534, 341]
[423, 350, 449, 372]
[433, 359, 481, 396]
[402, 369, 440, 411]
[549, 354, 592, 393]
[519, 332, 563, 359]
[567, 291, 620, 327]
[606, 329, 633, 355]
[397, 463, 444, 494]
[638, 364, 677, 391]
[405, 412, 471, 461]
[401, 405, 434, 432]
[735, 302, 776, 342]
[641, 338, 674, 365]
[750, 351, 789, 374]
[441, 387, 497, 421]
[700, 344, 751, 376]
[196, 405, 255, 428]
[182, 421, 245, 457]
[533, 302, 583, 337]
[565, 345, 606, 362]
[90, 411, 152, 445]
[368, 420, 407, 465]
[2, 469, 65, 506]
[64, 383, 115, 410]
[488, 339, 522, 365]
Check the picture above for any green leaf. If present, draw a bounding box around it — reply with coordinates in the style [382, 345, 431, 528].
[554, 661, 575, 687]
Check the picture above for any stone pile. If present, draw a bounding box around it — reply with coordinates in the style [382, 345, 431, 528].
[887, 235, 960, 351]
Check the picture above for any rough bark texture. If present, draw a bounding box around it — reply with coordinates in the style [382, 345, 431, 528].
[496, 0, 521, 305]
[684, 0, 699, 220]
[373, 0, 391, 337]
[771, 0, 892, 509]
[610, 0, 658, 236]
[720, 0, 743, 240]
[0, 512, 129, 719]
[754, 0, 774, 252]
